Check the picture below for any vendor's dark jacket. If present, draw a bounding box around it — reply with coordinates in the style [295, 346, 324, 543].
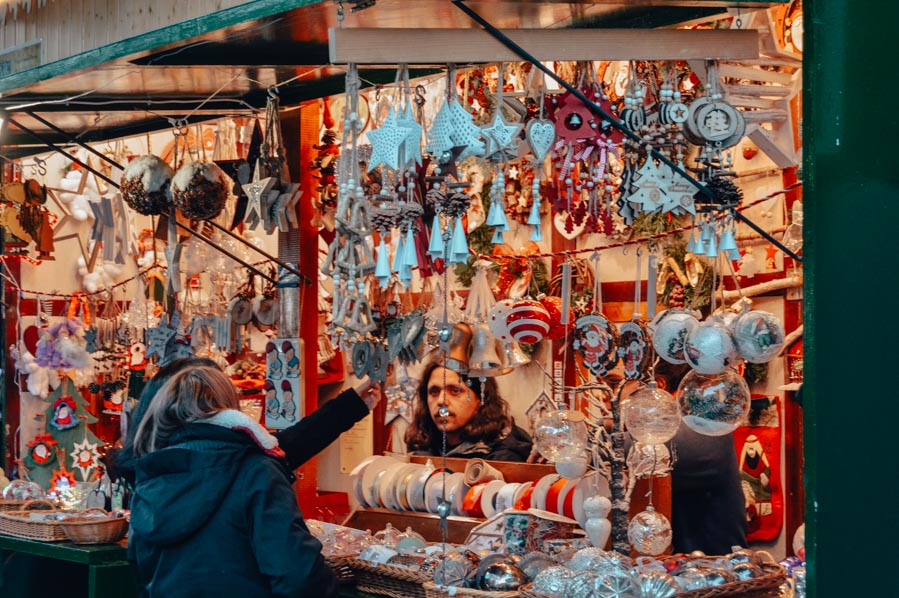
[129, 419, 338, 598]
[416, 422, 533, 462]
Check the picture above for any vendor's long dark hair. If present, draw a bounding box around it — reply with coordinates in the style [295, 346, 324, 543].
[404, 360, 512, 454]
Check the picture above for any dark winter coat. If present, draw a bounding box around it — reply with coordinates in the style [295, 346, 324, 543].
[416, 423, 534, 462]
[129, 413, 338, 598]
[670, 423, 748, 555]
[114, 388, 369, 485]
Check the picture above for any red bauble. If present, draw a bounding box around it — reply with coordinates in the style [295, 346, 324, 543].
[506, 300, 551, 344]
[540, 296, 575, 341]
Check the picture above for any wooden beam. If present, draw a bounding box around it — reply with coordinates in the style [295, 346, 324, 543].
[718, 63, 794, 86]
[746, 123, 798, 168]
[329, 28, 759, 64]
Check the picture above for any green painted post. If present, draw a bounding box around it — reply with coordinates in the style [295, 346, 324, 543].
[805, 1, 899, 596]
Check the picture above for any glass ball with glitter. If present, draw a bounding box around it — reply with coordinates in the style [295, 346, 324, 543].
[730, 310, 785, 363]
[534, 410, 589, 462]
[677, 369, 751, 436]
[622, 385, 681, 445]
[628, 506, 672, 556]
[684, 316, 737, 374]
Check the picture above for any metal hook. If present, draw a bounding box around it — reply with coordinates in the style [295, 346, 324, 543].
[33, 157, 47, 176]
[267, 86, 279, 99]
[414, 84, 427, 107]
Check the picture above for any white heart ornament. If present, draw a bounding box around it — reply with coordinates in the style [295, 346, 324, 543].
[553, 212, 585, 240]
[527, 119, 556, 161]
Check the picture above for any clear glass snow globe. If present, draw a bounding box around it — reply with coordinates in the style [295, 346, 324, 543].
[622, 385, 681, 445]
[535, 410, 589, 462]
[676, 369, 751, 436]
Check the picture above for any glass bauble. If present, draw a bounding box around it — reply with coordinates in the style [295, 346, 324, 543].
[677, 369, 751, 436]
[651, 309, 699, 365]
[730, 310, 786, 363]
[622, 386, 681, 445]
[1, 479, 44, 501]
[628, 506, 672, 556]
[627, 443, 672, 479]
[534, 410, 589, 462]
[532, 565, 575, 597]
[684, 317, 737, 374]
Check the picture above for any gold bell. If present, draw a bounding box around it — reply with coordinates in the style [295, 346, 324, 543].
[445, 322, 472, 375]
[502, 340, 532, 369]
[468, 323, 510, 378]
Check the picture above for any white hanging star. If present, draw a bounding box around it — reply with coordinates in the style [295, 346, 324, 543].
[424, 101, 456, 158]
[243, 176, 276, 230]
[448, 100, 486, 160]
[71, 438, 101, 482]
[481, 111, 523, 163]
[395, 104, 423, 170]
[367, 109, 413, 172]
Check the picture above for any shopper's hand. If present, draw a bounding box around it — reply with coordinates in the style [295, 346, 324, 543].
[355, 378, 383, 411]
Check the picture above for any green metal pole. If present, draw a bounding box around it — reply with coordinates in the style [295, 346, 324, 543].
[805, 1, 899, 596]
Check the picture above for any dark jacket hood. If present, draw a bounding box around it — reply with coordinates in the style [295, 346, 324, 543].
[131, 423, 273, 547]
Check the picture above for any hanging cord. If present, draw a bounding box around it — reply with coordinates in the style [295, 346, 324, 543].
[590, 251, 603, 314]
[633, 247, 643, 321]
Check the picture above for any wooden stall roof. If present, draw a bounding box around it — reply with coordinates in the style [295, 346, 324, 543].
[0, 0, 784, 158]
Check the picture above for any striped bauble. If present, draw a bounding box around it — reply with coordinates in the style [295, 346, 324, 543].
[506, 300, 551, 344]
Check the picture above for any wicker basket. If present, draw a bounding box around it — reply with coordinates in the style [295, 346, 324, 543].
[324, 556, 357, 586]
[0, 500, 70, 542]
[0, 499, 28, 513]
[518, 562, 786, 598]
[675, 562, 786, 598]
[423, 582, 520, 598]
[59, 509, 128, 545]
[344, 557, 431, 598]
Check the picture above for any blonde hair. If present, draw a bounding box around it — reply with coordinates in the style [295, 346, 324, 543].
[133, 365, 240, 456]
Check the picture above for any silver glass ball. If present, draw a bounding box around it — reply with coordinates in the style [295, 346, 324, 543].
[479, 562, 528, 591]
[732, 562, 762, 581]
[703, 569, 735, 587]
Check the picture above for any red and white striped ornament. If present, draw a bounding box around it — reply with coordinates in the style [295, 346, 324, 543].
[506, 300, 551, 344]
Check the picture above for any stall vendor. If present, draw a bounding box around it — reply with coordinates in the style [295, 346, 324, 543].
[404, 361, 533, 462]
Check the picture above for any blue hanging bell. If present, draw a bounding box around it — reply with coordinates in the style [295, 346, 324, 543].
[528, 198, 541, 226]
[403, 227, 419, 268]
[530, 223, 543, 242]
[375, 237, 391, 287]
[686, 227, 702, 254]
[728, 247, 742, 261]
[427, 214, 445, 259]
[718, 225, 738, 252]
[486, 201, 501, 227]
[450, 218, 469, 264]
[705, 231, 718, 258]
[392, 232, 406, 271]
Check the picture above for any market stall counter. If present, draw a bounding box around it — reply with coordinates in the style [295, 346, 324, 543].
[0, 535, 138, 598]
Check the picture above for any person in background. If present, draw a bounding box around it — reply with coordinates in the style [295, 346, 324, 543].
[656, 362, 747, 555]
[111, 356, 381, 486]
[404, 361, 532, 462]
[130, 365, 337, 597]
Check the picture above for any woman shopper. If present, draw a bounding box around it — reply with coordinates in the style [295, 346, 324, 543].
[129, 365, 338, 597]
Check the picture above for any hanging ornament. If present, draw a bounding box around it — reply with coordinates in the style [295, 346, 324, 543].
[622, 385, 681, 445]
[49, 396, 80, 431]
[583, 494, 612, 549]
[574, 253, 618, 376]
[540, 295, 574, 341]
[171, 162, 231, 221]
[71, 438, 101, 481]
[677, 368, 751, 436]
[650, 308, 700, 365]
[534, 410, 589, 462]
[730, 309, 786, 363]
[684, 316, 738, 375]
[505, 299, 551, 344]
[121, 155, 173, 216]
[50, 454, 78, 490]
[618, 249, 650, 380]
[367, 108, 413, 173]
[26, 433, 58, 466]
[628, 506, 672, 556]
